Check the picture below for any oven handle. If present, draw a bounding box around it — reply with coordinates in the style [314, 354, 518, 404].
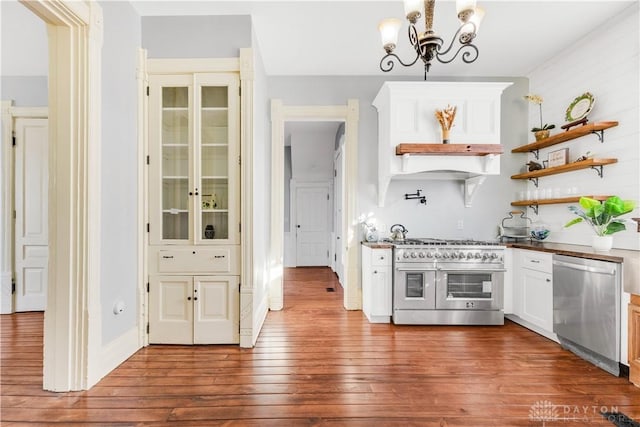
[436, 268, 507, 272]
[395, 267, 437, 271]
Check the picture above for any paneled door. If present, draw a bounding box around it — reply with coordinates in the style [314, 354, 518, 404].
[14, 118, 48, 312]
[193, 276, 239, 344]
[149, 276, 193, 344]
[295, 184, 330, 266]
[149, 275, 239, 344]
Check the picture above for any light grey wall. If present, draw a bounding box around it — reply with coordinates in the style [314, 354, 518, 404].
[1, 1, 48, 106]
[100, 0, 141, 345]
[142, 15, 251, 58]
[268, 75, 529, 241]
[0, 76, 47, 107]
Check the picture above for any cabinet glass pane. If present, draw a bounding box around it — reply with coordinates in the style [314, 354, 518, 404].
[199, 85, 230, 241]
[200, 178, 229, 240]
[162, 86, 189, 240]
[201, 86, 228, 145]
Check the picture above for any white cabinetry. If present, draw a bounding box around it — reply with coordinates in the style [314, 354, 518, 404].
[361, 245, 392, 323]
[147, 70, 240, 344]
[372, 81, 512, 206]
[149, 275, 239, 344]
[508, 249, 557, 341]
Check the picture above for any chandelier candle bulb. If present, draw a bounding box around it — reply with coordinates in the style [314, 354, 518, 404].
[404, 0, 423, 21]
[379, 18, 402, 52]
[456, 0, 477, 21]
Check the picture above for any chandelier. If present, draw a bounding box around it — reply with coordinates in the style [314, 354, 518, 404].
[378, 0, 484, 79]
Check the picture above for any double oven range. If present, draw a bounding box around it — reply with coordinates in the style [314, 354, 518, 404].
[391, 238, 506, 325]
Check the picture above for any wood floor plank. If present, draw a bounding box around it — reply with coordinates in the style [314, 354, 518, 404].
[2, 266, 639, 425]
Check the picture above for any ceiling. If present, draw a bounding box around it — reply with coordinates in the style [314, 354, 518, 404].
[131, 0, 637, 78]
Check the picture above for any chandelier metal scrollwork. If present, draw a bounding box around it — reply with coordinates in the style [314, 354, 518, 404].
[378, 0, 484, 80]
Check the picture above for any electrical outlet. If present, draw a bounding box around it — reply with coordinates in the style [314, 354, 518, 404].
[457, 220, 464, 230]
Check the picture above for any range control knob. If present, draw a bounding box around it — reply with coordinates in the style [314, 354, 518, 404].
[434, 252, 441, 259]
[410, 252, 417, 258]
[474, 253, 482, 259]
[403, 252, 410, 259]
[450, 252, 458, 259]
[482, 253, 490, 260]
[466, 253, 474, 259]
[418, 252, 426, 258]
[489, 253, 498, 259]
[442, 252, 450, 259]
[426, 252, 434, 258]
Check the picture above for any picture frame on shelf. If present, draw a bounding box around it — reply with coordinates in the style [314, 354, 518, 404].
[548, 148, 569, 168]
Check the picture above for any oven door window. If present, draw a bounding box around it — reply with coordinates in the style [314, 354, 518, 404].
[446, 273, 493, 299]
[406, 273, 425, 298]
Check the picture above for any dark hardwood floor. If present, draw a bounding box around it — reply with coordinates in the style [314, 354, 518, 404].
[2, 267, 639, 426]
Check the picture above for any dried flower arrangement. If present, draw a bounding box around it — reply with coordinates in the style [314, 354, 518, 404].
[434, 104, 457, 143]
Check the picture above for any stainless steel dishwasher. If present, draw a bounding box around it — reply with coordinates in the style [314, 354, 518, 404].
[552, 254, 621, 376]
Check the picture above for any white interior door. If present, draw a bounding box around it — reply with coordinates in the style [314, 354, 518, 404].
[194, 276, 239, 344]
[149, 276, 193, 344]
[14, 118, 48, 312]
[334, 146, 345, 285]
[295, 184, 330, 266]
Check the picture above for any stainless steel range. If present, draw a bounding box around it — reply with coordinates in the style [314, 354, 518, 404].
[391, 238, 506, 325]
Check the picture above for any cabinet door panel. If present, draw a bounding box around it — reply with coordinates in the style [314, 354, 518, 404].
[193, 276, 239, 344]
[371, 266, 392, 316]
[194, 74, 240, 245]
[149, 276, 193, 344]
[521, 269, 553, 332]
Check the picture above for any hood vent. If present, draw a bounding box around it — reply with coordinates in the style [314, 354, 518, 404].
[373, 81, 512, 207]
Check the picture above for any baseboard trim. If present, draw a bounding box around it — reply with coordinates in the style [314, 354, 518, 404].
[252, 291, 269, 345]
[87, 326, 140, 388]
[0, 271, 13, 314]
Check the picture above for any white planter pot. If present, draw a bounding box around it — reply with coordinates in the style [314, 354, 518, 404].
[592, 235, 613, 252]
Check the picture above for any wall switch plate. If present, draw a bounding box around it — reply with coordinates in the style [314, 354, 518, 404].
[457, 220, 464, 230]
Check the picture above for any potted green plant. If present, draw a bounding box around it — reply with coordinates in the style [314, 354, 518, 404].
[564, 196, 636, 252]
[523, 93, 555, 141]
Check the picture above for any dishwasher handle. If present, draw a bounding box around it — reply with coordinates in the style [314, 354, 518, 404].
[552, 260, 616, 275]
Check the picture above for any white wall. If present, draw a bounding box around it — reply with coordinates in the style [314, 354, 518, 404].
[268, 76, 528, 242]
[99, 1, 142, 345]
[525, 3, 640, 250]
[251, 27, 270, 345]
[290, 128, 335, 182]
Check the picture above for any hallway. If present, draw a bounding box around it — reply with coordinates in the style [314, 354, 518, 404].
[2, 267, 639, 425]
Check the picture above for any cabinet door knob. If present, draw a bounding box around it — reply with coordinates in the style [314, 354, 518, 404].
[187, 296, 192, 301]
[373, 270, 378, 274]
[380, 256, 385, 260]
[194, 297, 198, 301]
[546, 278, 551, 282]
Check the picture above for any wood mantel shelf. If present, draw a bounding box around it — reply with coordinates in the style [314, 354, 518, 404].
[511, 121, 619, 154]
[396, 143, 504, 156]
[511, 158, 618, 180]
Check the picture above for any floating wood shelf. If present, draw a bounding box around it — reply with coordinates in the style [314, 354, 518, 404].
[396, 143, 503, 156]
[511, 195, 611, 215]
[511, 121, 618, 154]
[511, 195, 611, 207]
[511, 158, 617, 181]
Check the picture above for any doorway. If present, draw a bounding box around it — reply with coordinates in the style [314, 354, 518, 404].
[13, 115, 49, 312]
[10, 0, 104, 391]
[270, 100, 359, 311]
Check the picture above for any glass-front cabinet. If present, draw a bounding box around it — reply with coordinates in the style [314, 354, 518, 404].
[149, 73, 239, 245]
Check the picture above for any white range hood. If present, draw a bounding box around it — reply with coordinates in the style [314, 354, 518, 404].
[373, 81, 512, 207]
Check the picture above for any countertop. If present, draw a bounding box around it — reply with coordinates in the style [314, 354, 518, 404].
[361, 240, 639, 295]
[508, 241, 639, 295]
[361, 241, 394, 249]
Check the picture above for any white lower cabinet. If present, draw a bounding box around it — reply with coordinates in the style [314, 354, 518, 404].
[361, 245, 392, 323]
[507, 249, 557, 341]
[149, 275, 239, 344]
